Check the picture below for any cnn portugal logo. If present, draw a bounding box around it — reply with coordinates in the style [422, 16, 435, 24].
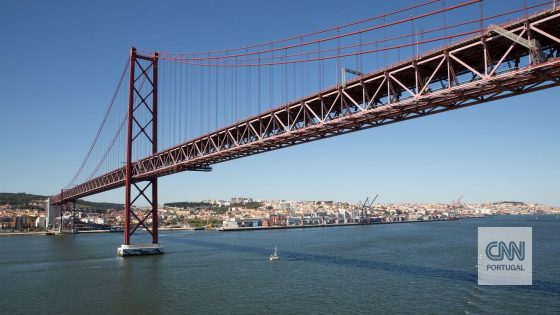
[478, 227, 532, 285]
[485, 241, 525, 261]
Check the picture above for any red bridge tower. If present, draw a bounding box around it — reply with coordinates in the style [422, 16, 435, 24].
[117, 48, 163, 256]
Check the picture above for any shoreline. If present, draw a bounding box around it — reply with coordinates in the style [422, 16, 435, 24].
[0, 226, 196, 237]
[3, 215, 541, 236]
[219, 218, 461, 232]
[219, 214, 556, 232]
[0, 231, 49, 236]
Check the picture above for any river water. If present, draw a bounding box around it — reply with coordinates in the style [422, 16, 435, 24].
[1, 215, 559, 314]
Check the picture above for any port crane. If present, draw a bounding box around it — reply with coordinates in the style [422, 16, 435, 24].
[448, 195, 463, 218]
[357, 194, 378, 223]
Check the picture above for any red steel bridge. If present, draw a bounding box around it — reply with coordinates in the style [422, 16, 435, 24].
[50, 0, 560, 251]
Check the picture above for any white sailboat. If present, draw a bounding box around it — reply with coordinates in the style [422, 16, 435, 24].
[269, 246, 279, 261]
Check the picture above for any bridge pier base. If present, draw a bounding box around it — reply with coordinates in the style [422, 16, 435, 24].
[117, 243, 164, 257]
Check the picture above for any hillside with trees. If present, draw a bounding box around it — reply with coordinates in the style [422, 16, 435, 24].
[0, 192, 122, 211]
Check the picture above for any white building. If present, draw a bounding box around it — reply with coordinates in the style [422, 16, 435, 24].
[45, 198, 61, 228]
[35, 216, 46, 229]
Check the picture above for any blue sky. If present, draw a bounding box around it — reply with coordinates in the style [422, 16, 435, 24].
[0, 0, 558, 205]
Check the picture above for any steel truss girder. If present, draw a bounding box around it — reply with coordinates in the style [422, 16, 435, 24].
[53, 9, 560, 205]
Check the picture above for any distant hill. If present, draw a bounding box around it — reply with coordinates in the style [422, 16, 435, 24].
[0, 192, 122, 211]
[0, 193, 46, 207]
[164, 201, 213, 209]
[165, 201, 264, 210]
[73, 200, 123, 212]
[493, 201, 526, 206]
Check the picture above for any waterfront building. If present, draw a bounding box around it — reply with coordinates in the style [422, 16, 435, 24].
[45, 198, 61, 228]
[35, 216, 46, 228]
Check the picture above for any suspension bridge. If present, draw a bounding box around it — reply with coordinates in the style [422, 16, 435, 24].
[48, 0, 560, 255]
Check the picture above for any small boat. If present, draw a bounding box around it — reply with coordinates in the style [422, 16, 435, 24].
[269, 246, 280, 261]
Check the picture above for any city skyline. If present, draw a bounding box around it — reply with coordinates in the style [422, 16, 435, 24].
[1, 0, 559, 206]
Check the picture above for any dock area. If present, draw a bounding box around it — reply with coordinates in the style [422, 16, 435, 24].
[219, 218, 457, 232]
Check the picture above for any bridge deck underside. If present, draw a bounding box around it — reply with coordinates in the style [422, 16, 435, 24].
[52, 9, 560, 204]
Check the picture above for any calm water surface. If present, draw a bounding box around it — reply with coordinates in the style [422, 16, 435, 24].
[1, 215, 559, 314]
